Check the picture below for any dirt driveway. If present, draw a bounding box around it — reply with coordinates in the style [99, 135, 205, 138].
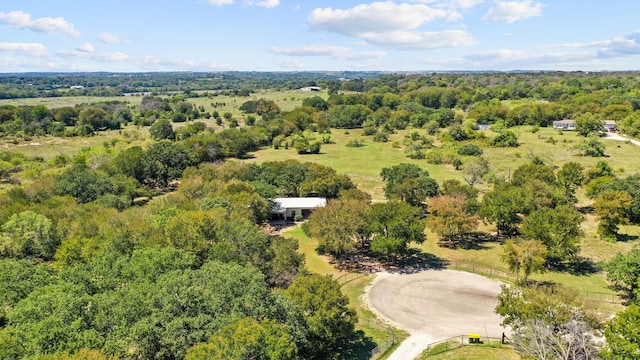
[366, 270, 508, 360]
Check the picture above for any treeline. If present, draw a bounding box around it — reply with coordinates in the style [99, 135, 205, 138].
[3, 71, 640, 147]
[0, 71, 376, 99]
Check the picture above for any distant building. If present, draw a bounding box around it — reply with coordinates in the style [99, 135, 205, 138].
[553, 119, 576, 131]
[70, 85, 85, 90]
[300, 86, 321, 92]
[552, 119, 617, 133]
[602, 120, 617, 132]
[271, 197, 326, 221]
[478, 124, 491, 130]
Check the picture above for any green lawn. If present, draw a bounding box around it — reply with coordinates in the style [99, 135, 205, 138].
[419, 342, 520, 360]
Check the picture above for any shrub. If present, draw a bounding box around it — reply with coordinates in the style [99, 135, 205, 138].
[490, 131, 519, 147]
[346, 139, 364, 147]
[457, 143, 483, 156]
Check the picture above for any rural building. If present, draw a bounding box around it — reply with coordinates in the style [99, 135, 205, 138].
[602, 120, 617, 132]
[552, 119, 617, 132]
[553, 119, 576, 130]
[300, 86, 321, 92]
[272, 197, 326, 221]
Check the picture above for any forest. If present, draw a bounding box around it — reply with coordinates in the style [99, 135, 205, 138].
[1, 71, 640, 359]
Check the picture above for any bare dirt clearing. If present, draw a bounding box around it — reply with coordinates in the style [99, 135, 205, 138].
[366, 270, 508, 360]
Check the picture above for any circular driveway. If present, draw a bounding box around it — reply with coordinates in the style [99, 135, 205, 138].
[367, 270, 506, 338]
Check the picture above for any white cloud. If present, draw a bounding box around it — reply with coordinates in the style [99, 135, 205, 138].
[269, 44, 387, 61]
[309, 2, 453, 36]
[209, 0, 279, 7]
[269, 45, 352, 56]
[307, 2, 475, 50]
[0, 57, 54, 72]
[76, 43, 94, 53]
[0, 42, 48, 57]
[98, 32, 128, 44]
[207, 0, 234, 5]
[596, 31, 640, 57]
[339, 51, 387, 60]
[57, 48, 130, 62]
[360, 29, 477, 49]
[249, 0, 280, 8]
[0, 10, 81, 37]
[482, 0, 543, 23]
[275, 59, 306, 69]
[409, 0, 484, 9]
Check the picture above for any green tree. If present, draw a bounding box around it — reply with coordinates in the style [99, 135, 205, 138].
[369, 201, 426, 258]
[380, 163, 438, 206]
[1, 210, 57, 259]
[143, 140, 195, 186]
[557, 162, 585, 203]
[575, 112, 602, 137]
[54, 107, 78, 126]
[490, 130, 519, 147]
[185, 318, 297, 360]
[426, 195, 479, 247]
[605, 247, 640, 302]
[78, 106, 109, 131]
[149, 118, 175, 140]
[480, 184, 524, 236]
[283, 274, 356, 358]
[575, 135, 606, 157]
[594, 189, 632, 239]
[603, 304, 640, 359]
[307, 198, 370, 256]
[462, 156, 490, 187]
[511, 162, 557, 187]
[502, 238, 546, 284]
[112, 146, 146, 183]
[55, 163, 114, 203]
[521, 205, 584, 267]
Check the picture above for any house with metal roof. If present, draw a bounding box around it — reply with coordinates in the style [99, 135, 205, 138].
[271, 197, 327, 221]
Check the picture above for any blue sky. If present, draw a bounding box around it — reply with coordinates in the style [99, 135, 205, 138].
[1, 0, 639, 72]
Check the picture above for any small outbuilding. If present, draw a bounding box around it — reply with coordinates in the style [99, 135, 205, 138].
[272, 197, 327, 221]
[602, 120, 617, 132]
[553, 119, 576, 130]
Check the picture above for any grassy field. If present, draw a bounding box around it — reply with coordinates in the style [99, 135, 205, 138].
[0, 95, 143, 108]
[1, 126, 152, 161]
[245, 128, 465, 202]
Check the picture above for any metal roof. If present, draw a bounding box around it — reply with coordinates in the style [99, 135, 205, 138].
[272, 197, 327, 213]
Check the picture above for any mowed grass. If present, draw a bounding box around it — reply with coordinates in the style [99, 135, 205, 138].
[419, 343, 520, 360]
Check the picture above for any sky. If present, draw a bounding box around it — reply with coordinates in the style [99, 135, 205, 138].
[1, 0, 639, 73]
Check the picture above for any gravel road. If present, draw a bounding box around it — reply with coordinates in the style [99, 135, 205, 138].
[365, 270, 508, 360]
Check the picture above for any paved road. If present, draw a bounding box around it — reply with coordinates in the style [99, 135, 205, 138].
[366, 270, 507, 360]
